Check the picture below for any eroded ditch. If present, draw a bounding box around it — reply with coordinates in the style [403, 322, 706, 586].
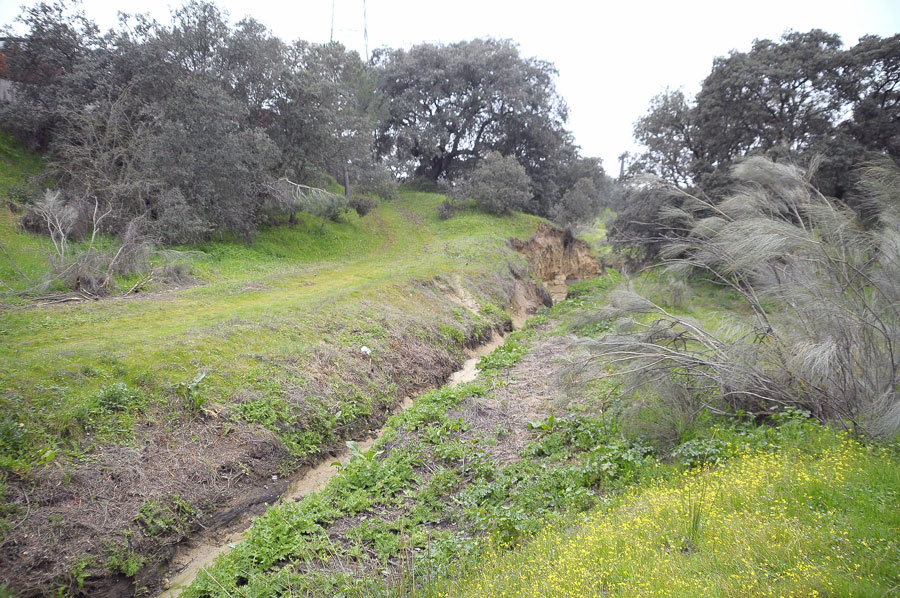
[156, 223, 603, 597]
[159, 330, 512, 596]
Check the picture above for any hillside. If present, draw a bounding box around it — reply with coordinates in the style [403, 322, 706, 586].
[174, 272, 900, 598]
[0, 136, 588, 595]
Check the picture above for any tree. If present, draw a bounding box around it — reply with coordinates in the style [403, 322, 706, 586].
[632, 90, 705, 187]
[607, 181, 687, 262]
[0, 0, 102, 149]
[694, 30, 843, 166]
[374, 38, 567, 183]
[453, 151, 532, 215]
[269, 41, 375, 188]
[838, 34, 900, 159]
[147, 77, 277, 241]
[551, 177, 600, 227]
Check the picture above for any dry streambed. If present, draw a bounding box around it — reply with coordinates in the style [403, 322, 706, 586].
[159, 226, 604, 595]
[161, 233, 603, 598]
[173, 271, 622, 597]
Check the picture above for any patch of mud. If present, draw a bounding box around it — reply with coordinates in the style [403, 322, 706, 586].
[443, 273, 481, 313]
[447, 331, 506, 386]
[511, 222, 604, 301]
[1, 420, 288, 598]
[159, 396, 416, 598]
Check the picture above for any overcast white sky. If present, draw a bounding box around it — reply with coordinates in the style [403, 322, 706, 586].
[2, 0, 899, 173]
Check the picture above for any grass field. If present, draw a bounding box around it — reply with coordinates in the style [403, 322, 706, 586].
[1, 190, 543, 471]
[441, 425, 900, 598]
[1, 134, 554, 595]
[3, 133, 898, 598]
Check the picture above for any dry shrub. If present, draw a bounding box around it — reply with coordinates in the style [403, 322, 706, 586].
[28, 189, 153, 295]
[587, 158, 900, 437]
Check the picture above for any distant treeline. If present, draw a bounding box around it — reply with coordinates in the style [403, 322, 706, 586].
[612, 29, 900, 260]
[0, 1, 614, 242]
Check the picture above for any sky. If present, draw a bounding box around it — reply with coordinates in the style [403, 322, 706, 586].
[2, 0, 899, 173]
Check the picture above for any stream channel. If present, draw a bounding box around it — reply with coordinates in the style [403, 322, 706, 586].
[158, 330, 510, 596]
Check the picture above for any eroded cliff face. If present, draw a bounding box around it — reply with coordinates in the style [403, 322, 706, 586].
[511, 223, 604, 301]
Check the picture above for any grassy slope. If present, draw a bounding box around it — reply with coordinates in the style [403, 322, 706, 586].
[182, 271, 899, 598]
[445, 428, 900, 597]
[441, 277, 900, 597]
[0, 131, 45, 291]
[0, 142, 541, 472]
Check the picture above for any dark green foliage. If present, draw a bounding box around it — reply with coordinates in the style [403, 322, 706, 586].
[0, 417, 28, 461]
[1, 1, 617, 241]
[622, 30, 900, 260]
[452, 152, 533, 216]
[551, 177, 602, 226]
[135, 495, 195, 536]
[608, 182, 686, 261]
[97, 383, 138, 414]
[0, 1, 376, 243]
[348, 194, 376, 217]
[373, 39, 566, 183]
[436, 199, 455, 220]
[353, 167, 398, 201]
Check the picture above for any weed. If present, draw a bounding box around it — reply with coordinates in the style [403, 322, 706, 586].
[176, 371, 208, 413]
[97, 383, 139, 414]
[438, 323, 465, 345]
[105, 542, 144, 577]
[135, 495, 195, 536]
[477, 335, 525, 375]
[67, 557, 94, 590]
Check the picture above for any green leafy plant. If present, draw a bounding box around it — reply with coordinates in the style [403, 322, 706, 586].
[176, 371, 208, 413]
[135, 495, 195, 536]
[97, 383, 138, 414]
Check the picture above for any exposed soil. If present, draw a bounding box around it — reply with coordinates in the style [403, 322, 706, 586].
[157, 396, 417, 597]
[0, 296, 486, 597]
[251, 321, 583, 589]
[447, 332, 506, 387]
[511, 222, 605, 301]
[460, 334, 577, 462]
[157, 325, 518, 596]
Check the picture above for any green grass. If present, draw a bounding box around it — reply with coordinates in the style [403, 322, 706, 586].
[174, 271, 900, 598]
[439, 425, 900, 598]
[578, 209, 613, 256]
[0, 131, 49, 293]
[0, 191, 542, 472]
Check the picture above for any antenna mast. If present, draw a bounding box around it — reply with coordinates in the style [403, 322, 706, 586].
[362, 0, 369, 61]
[330, 0, 335, 42]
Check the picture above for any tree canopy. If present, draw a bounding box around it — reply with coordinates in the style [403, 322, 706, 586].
[629, 30, 900, 196]
[374, 39, 569, 183]
[1, 2, 615, 240]
[616, 29, 900, 261]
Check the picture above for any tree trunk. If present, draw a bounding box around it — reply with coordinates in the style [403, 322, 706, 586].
[429, 153, 451, 181]
[343, 164, 350, 197]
